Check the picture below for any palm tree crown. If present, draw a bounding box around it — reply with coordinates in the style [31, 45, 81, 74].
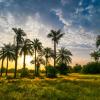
[0, 43, 15, 76]
[43, 47, 52, 66]
[56, 47, 72, 65]
[47, 29, 65, 67]
[13, 28, 26, 46]
[20, 39, 33, 69]
[47, 29, 65, 44]
[90, 51, 99, 62]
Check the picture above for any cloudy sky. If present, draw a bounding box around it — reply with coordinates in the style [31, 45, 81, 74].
[0, 0, 100, 66]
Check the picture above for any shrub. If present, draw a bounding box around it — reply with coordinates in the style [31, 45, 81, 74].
[56, 63, 70, 75]
[8, 68, 15, 73]
[0, 67, 6, 73]
[73, 64, 82, 73]
[46, 65, 57, 78]
[82, 62, 100, 74]
[20, 68, 30, 77]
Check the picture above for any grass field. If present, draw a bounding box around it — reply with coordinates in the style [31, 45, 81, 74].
[0, 73, 100, 100]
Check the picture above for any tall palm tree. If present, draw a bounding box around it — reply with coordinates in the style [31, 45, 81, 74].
[0, 47, 4, 76]
[56, 47, 72, 65]
[12, 28, 26, 78]
[20, 39, 33, 69]
[0, 43, 15, 76]
[47, 29, 65, 67]
[96, 35, 100, 48]
[32, 38, 42, 75]
[90, 51, 99, 62]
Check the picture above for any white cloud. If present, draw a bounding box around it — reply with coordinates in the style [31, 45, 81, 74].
[51, 8, 97, 65]
[52, 9, 71, 26]
[0, 9, 97, 65]
[61, 0, 68, 6]
[0, 12, 53, 48]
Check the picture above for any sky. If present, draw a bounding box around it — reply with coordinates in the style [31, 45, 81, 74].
[0, 0, 100, 67]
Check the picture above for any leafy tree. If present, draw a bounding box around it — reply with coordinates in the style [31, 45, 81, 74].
[32, 38, 42, 75]
[47, 29, 65, 67]
[82, 62, 100, 74]
[73, 64, 82, 73]
[12, 28, 26, 78]
[20, 39, 33, 69]
[56, 47, 72, 65]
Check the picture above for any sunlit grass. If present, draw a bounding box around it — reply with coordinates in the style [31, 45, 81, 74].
[0, 73, 100, 100]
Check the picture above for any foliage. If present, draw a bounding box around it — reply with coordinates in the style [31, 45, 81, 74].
[82, 62, 100, 74]
[0, 67, 6, 73]
[47, 29, 65, 67]
[8, 68, 15, 73]
[32, 38, 43, 75]
[46, 65, 57, 78]
[96, 35, 100, 48]
[73, 64, 82, 73]
[20, 68, 30, 77]
[90, 51, 100, 62]
[43, 47, 52, 66]
[56, 63, 70, 75]
[20, 39, 33, 69]
[12, 28, 26, 78]
[56, 47, 72, 65]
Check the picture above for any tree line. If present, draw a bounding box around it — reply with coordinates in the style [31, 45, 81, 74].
[0, 28, 72, 78]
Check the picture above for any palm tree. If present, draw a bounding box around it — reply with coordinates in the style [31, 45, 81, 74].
[20, 39, 33, 69]
[43, 47, 52, 66]
[43, 47, 52, 76]
[32, 38, 42, 75]
[0, 43, 15, 76]
[56, 47, 72, 65]
[47, 29, 65, 67]
[12, 28, 26, 78]
[90, 51, 99, 62]
[96, 35, 100, 48]
[31, 56, 45, 76]
[0, 47, 4, 76]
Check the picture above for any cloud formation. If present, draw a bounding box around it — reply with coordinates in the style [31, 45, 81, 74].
[0, 0, 99, 65]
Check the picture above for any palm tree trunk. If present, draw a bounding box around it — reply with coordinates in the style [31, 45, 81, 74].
[6, 57, 8, 76]
[35, 49, 37, 75]
[1, 49, 4, 76]
[14, 43, 18, 78]
[54, 41, 56, 67]
[23, 52, 26, 69]
[1, 58, 4, 76]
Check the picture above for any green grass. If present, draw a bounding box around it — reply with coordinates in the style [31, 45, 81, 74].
[0, 73, 100, 100]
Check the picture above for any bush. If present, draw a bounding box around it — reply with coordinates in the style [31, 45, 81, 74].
[56, 63, 70, 75]
[73, 64, 82, 73]
[8, 68, 15, 73]
[82, 62, 100, 74]
[20, 68, 30, 77]
[46, 65, 57, 78]
[0, 67, 6, 73]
